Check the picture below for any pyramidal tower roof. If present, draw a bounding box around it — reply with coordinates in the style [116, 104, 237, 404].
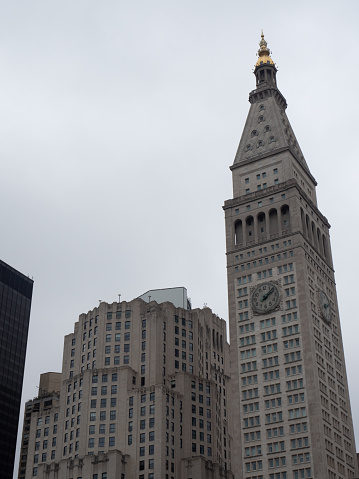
[233, 32, 313, 180]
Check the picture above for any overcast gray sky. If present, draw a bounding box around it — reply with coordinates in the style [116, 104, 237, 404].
[2, 1, 359, 474]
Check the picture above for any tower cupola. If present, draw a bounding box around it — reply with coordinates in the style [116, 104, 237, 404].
[254, 32, 277, 87]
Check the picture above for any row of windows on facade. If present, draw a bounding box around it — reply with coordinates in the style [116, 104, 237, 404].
[79, 316, 192, 340]
[191, 429, 213, 444]
[241, 392, 305, 413]
[239, 351, 302, 373]
[32, 467, 109, 477]
[128, 417, 155, 434]
[244, 170, 278, 184]
[241, 364, 303, 386]
[241, 467, 312, 479]
[89, 385, 119, 395]
[239, 339, 300, 356]
[128, 404, 156, 417]
[238, 301, 297, 322]
[237, 266, 294, 280]
[82, 309, 131, 330]
[88, 410, 117, 421]
[242, 379, 304, 401]
[190, 393, 212, 405]
[242, 406, 307, 428]
[72, 311, 133, 347]
[236, 253, 294, 282]
[244, 422, 308, 442]
[175, 350, 194, 361]
[72, 352, 133, 369]
[35, 414, 58, 426]
[246, 176, 285, 193]
[70, 350, 146, 374]
[239, 324, 299, 341]
[305, 254, 333, 288]
[244, 446, 310, 463]
[88, 437, 118, 448]
[235, 243, 292, 260]
[191, 444, 213, 456]
[239, 313, 298, 335]
[174, 315, 193, 328]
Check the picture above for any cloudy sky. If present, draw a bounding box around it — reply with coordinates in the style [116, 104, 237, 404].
[2, 1, 359, 474]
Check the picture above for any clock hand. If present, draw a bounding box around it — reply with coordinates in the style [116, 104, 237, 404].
[260, 288, 274, 302]
[260, 293, 269, 302]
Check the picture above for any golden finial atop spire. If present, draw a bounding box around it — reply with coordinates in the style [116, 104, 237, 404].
[255, 30, 275, 68]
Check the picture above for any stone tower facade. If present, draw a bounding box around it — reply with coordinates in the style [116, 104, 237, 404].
[18, 293, 233, 479]
[224, 34, 358, 479]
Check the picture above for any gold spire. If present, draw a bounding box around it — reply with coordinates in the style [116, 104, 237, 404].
[255, 31, 275, 68]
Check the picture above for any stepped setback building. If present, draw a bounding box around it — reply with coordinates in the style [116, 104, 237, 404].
[18, 288, 233, 478]
[223, 34, 358, 479]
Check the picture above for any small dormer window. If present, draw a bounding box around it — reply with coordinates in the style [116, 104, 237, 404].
[269, 136, 275, 143]
[251, 130, 258, 138]
[246, 144, 252, 151]
[259, 105, 265, 111]
[264, 125, 270, 132]
[257, 140, 264, 148]
[258, 116, 265, 123]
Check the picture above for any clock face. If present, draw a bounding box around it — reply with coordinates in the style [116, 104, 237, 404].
[251, 282, 280, 314]
[319, 290, 332, 323]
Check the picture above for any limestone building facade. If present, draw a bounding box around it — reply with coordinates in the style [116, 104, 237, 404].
[19, 292, 233, 479]
[223, 34, 358, 479]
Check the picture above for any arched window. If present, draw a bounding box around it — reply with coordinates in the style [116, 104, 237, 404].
[234, 220, 243, 246]
[317, 227, 322, 254]
[269, 209, 278, 237]
[245, 144, 252, 151]
[257, 140, 264, 148]
[257, 212, 266, 239]
[246, 216, 254, 240]
[281, 205, 291, 230]
[311, 222, 317, 248]
[259, 104, 265, 111]
[306, 215, 311, 241]
[258, 115, 265, 123]
[322, 235, 328, 259]
[300, 208, 306, 234]
[251, 130, 258, 138]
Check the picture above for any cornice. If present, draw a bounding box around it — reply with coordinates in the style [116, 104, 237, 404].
[223, 179, 330, 229]
[249, 85, 287, 110]
[230, 146, 317, 186]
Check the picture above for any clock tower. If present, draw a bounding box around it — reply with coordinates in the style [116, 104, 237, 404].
[224, 33, 358, 479]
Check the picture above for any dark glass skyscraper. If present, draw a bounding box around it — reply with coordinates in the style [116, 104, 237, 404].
[0, 260, 33, 479]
